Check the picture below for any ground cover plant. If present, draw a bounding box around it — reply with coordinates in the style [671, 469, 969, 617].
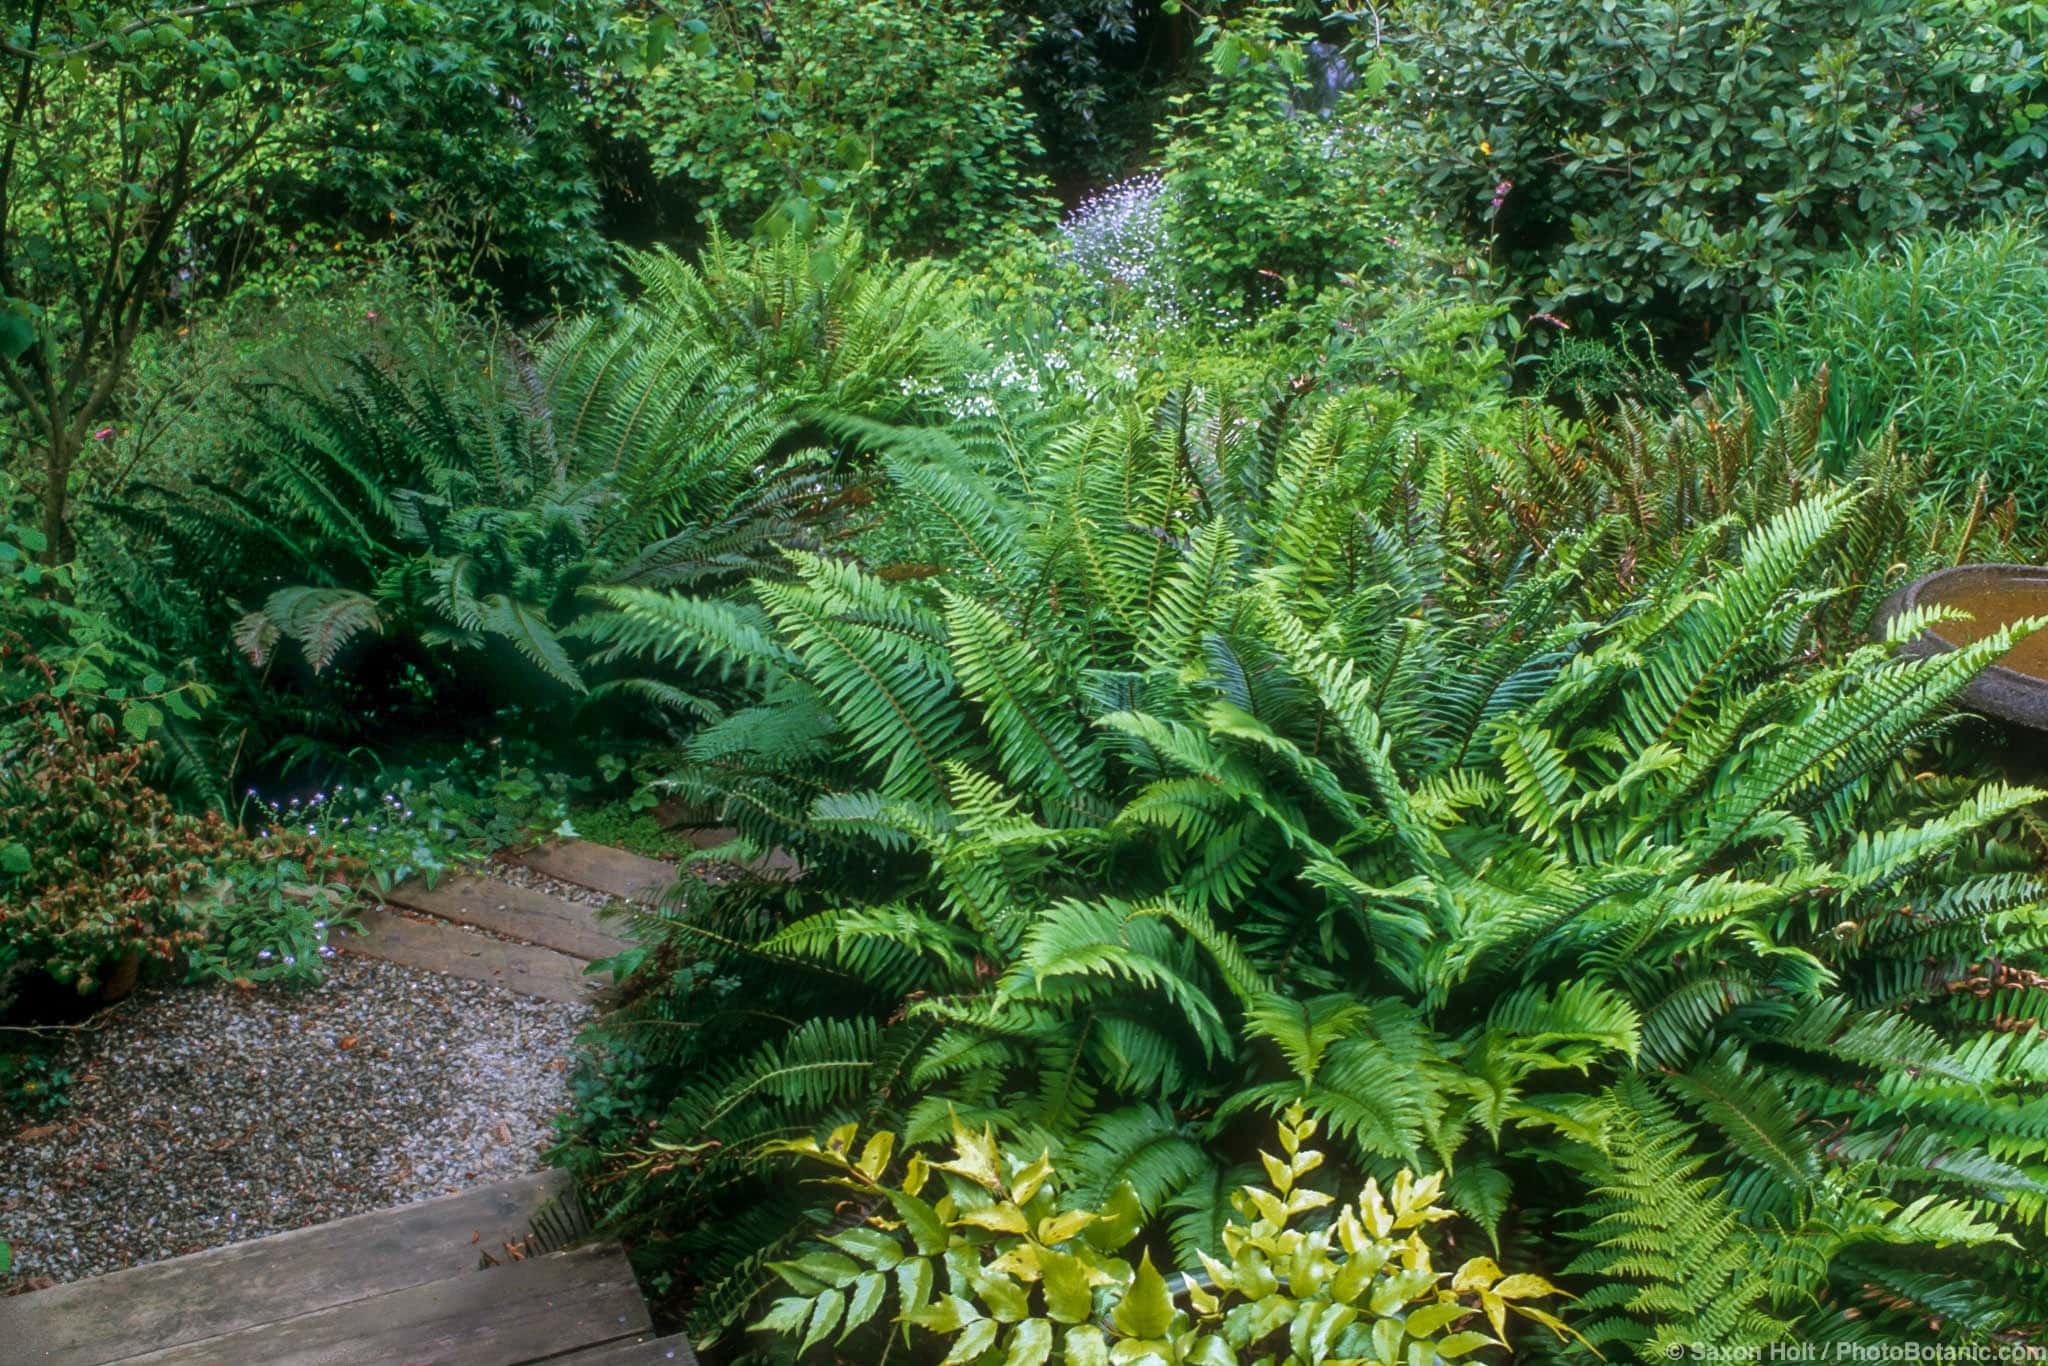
[7, 0, 2048, 1357]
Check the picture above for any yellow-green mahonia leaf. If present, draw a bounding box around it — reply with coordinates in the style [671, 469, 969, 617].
[857, 1129, 896, 1182]
[1002, 1317, 1055, 1366]
[1038, 1209, 1097, 1245]
[975, 1267, 1031, 1323]
[1066, 1325, 1110, 1366]
[1083, 1183, 1145, 1252]
[937, 1118, 1006, 1192]
[1435, 1330, 1501, 1358]
[904, 1294, 977, 1334]
[956, 1203, 1032, 1236]
[1403, 1300, 1470, 1336]
[942, 1317, 1000, 1365]
[1491, 1272, 1564, 1300]
[1010, 1150, 1056, 1206]
[1450, 1256, 1503, 1294]
[1039, 1246, 1096, 1324]
[1109, 1250, 1176, 1340]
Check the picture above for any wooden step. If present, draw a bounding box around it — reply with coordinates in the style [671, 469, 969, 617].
[382, 876, 632, 962]
[127, 1242, 649, 1365]
[337, 907, 603, 1005]
[546, 1334, 701, 1364]
[0, 1172, 568, 1366]
[512, 841, 679, 903]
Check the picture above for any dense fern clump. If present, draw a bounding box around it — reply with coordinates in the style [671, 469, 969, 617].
[106, 233, 970, 787]
[558, 380, 2048, 1357]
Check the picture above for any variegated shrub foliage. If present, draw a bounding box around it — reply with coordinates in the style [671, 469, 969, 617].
[755, 1106, 1579, 1363]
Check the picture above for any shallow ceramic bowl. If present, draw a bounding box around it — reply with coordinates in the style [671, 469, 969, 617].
[1874, 562, 2048, 730]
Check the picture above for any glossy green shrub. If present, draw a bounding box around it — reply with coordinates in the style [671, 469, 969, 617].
[1398, 0, 2047, 331]
[755, 1106, 1579, 1363]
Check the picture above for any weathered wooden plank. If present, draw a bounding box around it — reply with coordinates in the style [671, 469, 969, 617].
[337, 907, 602, 1005]
[126, 1242, 650, 1366]
[0, 1172, 568, 1366]
[382, 876, 632, 962]
[513, 841, 680, 903]
[545, 1334, 702, 1365]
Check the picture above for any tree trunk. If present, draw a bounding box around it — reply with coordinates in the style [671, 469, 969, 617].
[38, 424, 75, 566]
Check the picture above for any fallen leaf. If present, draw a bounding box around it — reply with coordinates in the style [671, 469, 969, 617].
[469, 1230, 481, 1245]
[15, 1124, 60, 1142]
[495, 1123, 512, 1145]
[337, 1035, 358, 1050]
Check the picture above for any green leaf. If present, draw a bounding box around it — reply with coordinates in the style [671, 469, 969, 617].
[883, 1188, 948, 1256]
[843, 1272, 888, 1336]
[1066, 1326, 1110, 1366]
[943, 1317, 1000, 1365]
[904, 1294, 976, 1335]
[788, 1251, 863, 1288]
[828, 1225, 904, 1271]
[1038, 1247, 1095, 1325]
[896, 1256, 936, 1317]
[1435, 1330, 1500, 1358]
[1083, 1184, 1144, 1251]
[1109, 1251, 1175, 1340]
[800, 1289, 845, 1356]
[0, 842, 30, 876]
[1003, 1318, 1054, 1366]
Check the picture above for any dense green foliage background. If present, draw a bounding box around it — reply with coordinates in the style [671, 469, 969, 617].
[5, 0, 2048, 1358]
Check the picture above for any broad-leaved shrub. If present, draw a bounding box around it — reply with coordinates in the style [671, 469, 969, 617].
[1398, 0, 2048, 331]
[755, 1106, 1578, 1362]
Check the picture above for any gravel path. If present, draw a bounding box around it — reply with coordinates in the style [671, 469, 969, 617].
[0, 957, 587, 1284]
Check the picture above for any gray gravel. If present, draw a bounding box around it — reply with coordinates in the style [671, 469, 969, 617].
[0, 956, 587, 1285]
[489, 860, 619, 908]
